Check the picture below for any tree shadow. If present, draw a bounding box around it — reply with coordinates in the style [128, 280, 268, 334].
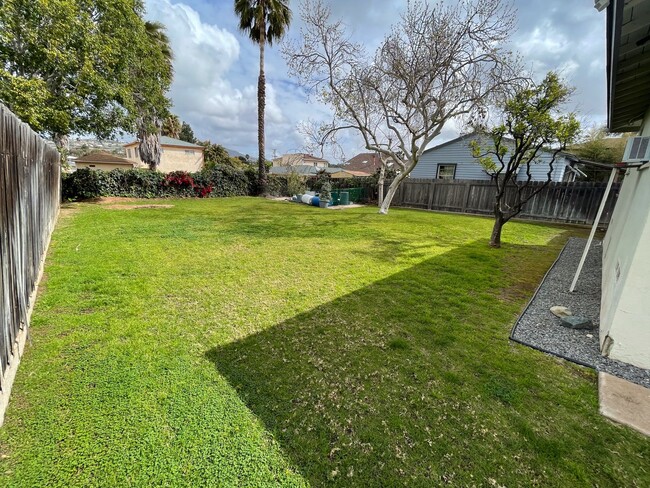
[205, 237, 593, 486]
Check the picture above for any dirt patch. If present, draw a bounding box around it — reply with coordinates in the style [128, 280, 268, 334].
[103, 204, 174, 210]
[59, 203, 82, 218]
[88, 197, 143, 204]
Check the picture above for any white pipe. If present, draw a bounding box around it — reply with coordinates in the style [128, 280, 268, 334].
[569, 167, 618, 292]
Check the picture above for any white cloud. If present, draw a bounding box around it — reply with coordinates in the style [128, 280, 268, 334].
[145, 0, 288, 153]
[142, 0, 610, 162]
[518, 21, 570, 57]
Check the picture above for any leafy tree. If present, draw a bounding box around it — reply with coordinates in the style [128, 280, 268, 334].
[0, 0, 171, 150]
[234, 0, 292, 195]
[570, 127, 628, 181]
[283, 0, 520, 214]
[471, 72, 580, 248]
[162, 115, 182, 138]
[285, 168, 306, 196]
[179, 121, 197, 143]
[201, 141, 245, 169]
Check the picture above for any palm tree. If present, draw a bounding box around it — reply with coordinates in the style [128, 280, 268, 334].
[234, 0, 291, 194]
[137, 21, 174, 170]
[162, 114, 182, 138]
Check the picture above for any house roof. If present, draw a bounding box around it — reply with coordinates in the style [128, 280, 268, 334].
[330, 169, 373, 177]
[605, 0, 650, 131]
[124, 136, 204, 149]
[422, 133, 478, 154]
[423, 132, 575, 160]
[269, 165, 369, 177]
[272, 153, 329, 165]
[269, 165, 321, 176]
[343, 152, 382, 172]
[75, 152, 134, 166]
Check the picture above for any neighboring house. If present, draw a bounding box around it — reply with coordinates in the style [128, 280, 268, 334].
[268, 165, 370, 178]
[269, 165, 322, 176]
[598, 0, 650, 370]
[329, 169, 373, 178]
[272, 153, 329, 168]
[410, 133, 581, 182]
[124, 136, 204, 173]
[343, 152, 382, 173]
[75, 152, 135, 171]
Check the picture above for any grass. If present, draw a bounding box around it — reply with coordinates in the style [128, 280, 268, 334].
[0, 197, 648, 487]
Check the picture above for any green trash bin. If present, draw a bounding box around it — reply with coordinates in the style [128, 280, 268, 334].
[340, 191, 350, 206]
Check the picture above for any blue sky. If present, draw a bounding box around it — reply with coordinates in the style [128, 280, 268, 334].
[144, 0, 608, 162]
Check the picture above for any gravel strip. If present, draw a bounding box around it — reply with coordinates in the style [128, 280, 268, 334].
[511, 237, 650, 388]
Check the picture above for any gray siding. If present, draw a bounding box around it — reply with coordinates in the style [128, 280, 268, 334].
[516, 152, 567, 182]
[412, 133, 567, 182]
[412, 136, 491, 180]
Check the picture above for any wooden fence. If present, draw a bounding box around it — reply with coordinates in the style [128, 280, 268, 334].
[388, 178, 620, 226]
[0, 104, 60, 425]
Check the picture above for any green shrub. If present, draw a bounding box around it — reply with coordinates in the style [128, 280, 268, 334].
[198, 165, 250, 197]
[62, 165, 251, 201]
[285, 170, 305, 196]
[320, 180, 332, 202]
[307, 171, 331, 193]
[62, 168, 105, 200]
[267, 175, 289, 196]
[107, 169, 167, 198]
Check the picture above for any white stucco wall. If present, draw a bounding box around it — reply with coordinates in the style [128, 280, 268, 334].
[600, 106, 650, 369]
[124, 144, 204, 173]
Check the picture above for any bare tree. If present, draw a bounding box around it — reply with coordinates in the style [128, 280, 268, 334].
[283, 0, 522, 214]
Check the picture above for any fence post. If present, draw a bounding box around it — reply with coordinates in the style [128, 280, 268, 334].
[427, 180, 435, 210]
[461, 182, 471, 213]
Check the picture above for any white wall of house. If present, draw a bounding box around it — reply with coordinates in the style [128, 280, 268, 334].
[600, 106, 650, 369]
[124, 144, 204, 173]
[411, 133, 567, 181]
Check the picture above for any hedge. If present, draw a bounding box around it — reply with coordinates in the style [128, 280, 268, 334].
[62, 166, 376, 201]
[62, 166, 257, 201]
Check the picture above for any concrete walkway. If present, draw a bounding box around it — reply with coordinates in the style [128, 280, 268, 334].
[600, 373, 650, 436]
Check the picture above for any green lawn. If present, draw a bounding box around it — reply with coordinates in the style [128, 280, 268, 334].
[0, 198, 648, 487]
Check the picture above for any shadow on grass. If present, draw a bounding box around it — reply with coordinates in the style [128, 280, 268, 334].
[205, 237, 593, 486]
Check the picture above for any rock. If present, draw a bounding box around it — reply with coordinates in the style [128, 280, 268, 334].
[559, 315, 594, 330]
[550, 306, 572, 318]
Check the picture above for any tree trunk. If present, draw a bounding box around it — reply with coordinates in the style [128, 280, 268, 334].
[137, 121, 162, 171]
[53, 133, 69, 152]
[379, 170, 408, 214]
[490, 207, 504, 248]
[257, 20, 267, 196]
[377, 163, 385, 208]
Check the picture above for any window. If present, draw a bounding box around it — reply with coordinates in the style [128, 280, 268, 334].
[437, 164, 456, 180]
[127, 148, 132, 158]
[184, 150, 194, 155]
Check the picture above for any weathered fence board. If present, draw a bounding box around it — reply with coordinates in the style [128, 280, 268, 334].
[0, 104, 60, 425]
[387, 178, 619, 226]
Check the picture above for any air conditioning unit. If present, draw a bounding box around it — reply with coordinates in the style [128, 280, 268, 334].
[622, 136, 650, 163]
